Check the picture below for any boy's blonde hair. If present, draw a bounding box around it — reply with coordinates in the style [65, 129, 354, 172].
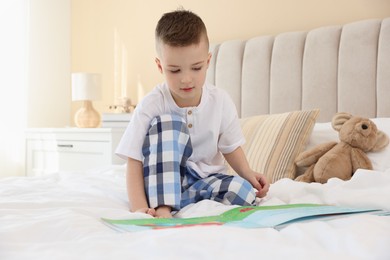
[155, 9, 209, 53]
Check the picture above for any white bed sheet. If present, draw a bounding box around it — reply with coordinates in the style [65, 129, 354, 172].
[1, 165, 390, 260]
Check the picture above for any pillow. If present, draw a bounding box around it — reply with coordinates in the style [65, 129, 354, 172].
[236, 109, 319, 183]
[306, 117, 390, 172]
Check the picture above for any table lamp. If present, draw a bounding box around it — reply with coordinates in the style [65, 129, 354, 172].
[71, 73, 102, 128]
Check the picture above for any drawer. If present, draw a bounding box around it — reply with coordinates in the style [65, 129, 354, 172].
[25, 127, 127, 176]
[26, 140, 112, 176]
[28, 139, 110, 152]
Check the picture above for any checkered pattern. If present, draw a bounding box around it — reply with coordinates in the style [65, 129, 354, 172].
[142, 114, 193, 210]
[180, 167, 256, 209]
[142, 114, 256, 210]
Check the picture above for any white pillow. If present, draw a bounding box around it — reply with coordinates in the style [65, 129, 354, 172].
[305, 118, 390, 172]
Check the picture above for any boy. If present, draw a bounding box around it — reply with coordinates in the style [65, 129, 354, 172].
[116, 9, 269, 218]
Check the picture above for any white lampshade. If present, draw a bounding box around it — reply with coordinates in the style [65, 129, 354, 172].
[72, 73, 102, 101]
[71, 73, 102, 128]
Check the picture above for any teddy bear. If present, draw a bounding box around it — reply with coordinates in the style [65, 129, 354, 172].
[295, 112, 389, 183]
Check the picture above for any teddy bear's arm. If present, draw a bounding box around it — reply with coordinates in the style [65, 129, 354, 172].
[295, 141, 338, 167]
[351, 148, 373, 173]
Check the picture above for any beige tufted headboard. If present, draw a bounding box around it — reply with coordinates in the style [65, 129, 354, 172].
[206, 18, 390, 122]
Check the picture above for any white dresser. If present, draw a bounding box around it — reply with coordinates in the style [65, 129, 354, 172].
[25, 128, 126, 176]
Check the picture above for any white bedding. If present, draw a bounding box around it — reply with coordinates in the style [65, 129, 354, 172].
[1, 164, 390, 260]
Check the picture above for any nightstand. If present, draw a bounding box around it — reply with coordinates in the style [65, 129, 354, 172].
[25, 127, 126, 176]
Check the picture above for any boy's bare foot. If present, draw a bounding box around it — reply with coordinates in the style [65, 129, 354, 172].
[155, 205, 172, 218]
[134, 207, 156, 217]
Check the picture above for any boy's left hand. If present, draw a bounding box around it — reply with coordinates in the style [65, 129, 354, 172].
[248, 171, 270, 198]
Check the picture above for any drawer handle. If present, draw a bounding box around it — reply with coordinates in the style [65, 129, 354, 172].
[57, 144, 73, 148]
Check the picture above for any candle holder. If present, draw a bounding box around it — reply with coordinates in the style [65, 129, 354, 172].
[109, 97, 135, 113]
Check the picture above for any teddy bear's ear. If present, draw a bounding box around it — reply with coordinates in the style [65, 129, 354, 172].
[332, 112, 352, 131]
[371, 130, 390, 152]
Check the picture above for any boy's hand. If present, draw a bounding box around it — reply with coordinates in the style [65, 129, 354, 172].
[246, 170, 270, 198]
[254, 173, 270, 198]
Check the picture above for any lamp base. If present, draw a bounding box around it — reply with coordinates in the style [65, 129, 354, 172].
[74, 100, 101, 128]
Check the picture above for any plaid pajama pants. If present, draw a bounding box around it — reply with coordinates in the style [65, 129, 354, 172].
[142, 114, 256, 211]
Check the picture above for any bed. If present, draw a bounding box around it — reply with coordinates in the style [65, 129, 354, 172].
[1, 17, 390, 260]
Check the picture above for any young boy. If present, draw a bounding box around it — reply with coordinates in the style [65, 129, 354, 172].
[116, 9, 269, 218]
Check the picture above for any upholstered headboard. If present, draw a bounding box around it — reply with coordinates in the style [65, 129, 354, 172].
[206, 18, 390, 122]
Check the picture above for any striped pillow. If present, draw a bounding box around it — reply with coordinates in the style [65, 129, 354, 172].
[239, 109, 319, 183]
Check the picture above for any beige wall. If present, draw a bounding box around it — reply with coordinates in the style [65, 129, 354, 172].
[71, 0, 390, 125]
[28, 0, 71, 128]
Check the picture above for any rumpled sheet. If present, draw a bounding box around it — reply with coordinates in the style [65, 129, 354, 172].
[1, 166, 389, 260]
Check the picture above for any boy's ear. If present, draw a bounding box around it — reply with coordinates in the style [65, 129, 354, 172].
[206, 52, 212, 68]
[155, 57, 163, 74]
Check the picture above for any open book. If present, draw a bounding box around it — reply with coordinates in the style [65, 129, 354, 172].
[102, 204, 385, 232]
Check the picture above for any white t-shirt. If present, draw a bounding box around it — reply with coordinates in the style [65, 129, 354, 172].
[115, 82, 244, 178]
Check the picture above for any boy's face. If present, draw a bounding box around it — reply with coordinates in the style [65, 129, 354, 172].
[155, 38, 211, 107]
